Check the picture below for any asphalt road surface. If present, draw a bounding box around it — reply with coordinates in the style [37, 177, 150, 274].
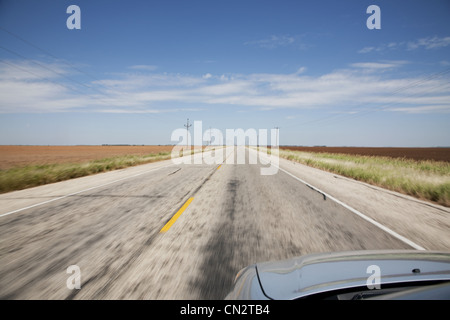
[0, 147, 439, 299]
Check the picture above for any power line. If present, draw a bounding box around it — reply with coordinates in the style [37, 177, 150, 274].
[0, 26, 105, 86]
[0, 46, 159, 116]
[0, 27, 158, 118]
[0, 45, 98, 93]
[0, 59, 86, 95]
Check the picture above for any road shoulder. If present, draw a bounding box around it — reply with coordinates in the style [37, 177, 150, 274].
[278, 156, 450, 251]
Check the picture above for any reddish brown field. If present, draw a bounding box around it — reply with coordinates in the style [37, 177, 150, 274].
[1, 146, 449, 171]
[280, 146, 450, 162]
[0, 145, 174, 170]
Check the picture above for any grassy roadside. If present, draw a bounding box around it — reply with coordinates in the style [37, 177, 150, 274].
[0, 152, 172, 194]
[0, 146, 214, 194]
[271, 148, 450, 207]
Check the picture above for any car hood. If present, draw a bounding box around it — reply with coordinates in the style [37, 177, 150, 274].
[255, 250, 450, 299]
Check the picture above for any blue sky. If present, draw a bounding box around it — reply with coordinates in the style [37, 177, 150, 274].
[0, 0, 449, 146]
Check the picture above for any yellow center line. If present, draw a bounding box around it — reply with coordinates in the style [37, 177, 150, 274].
[160, 151, 227, 233]
[160, 197, 194, 233]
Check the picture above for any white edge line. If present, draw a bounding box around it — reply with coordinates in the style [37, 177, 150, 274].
[0, 163, 174, 218]
[277, 166, 426, 251]
[251, 148, 426, 251]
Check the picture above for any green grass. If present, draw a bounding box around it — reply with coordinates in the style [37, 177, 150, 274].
[274, 148, 450, 207]
[0, 152, 172, 194]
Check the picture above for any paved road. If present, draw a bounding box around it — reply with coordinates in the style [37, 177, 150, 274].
[0, 147, 420, 299]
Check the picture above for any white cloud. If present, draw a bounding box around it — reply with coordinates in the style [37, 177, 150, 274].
[407, 36, 450, 50]
[359, 35, 450, 53]
[0, 60, 71, 81]
[358, 46, 375, 54]
[244, 34, 303, 49]
[390, 105, 450, 114]
[128, 64, 158, 71]
[95, 72, 205, 91]
[349, 61, 409, 74]
[1, 59, 449, 115]
[351, 62, 401, 69]
[295, 67, 307, 74]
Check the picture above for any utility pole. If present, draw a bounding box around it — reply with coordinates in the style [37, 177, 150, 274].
[209, 126, 212, 146]
[274, 126, 280, 146]
[184, 118, 192, 149]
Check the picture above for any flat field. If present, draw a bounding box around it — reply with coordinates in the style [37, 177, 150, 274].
[280, 146, 450, 162]
[0, 145, 176, 193]
[276, 147, 450, 207]
[1, 145, 449, 207]
[0, 145, 175, 170]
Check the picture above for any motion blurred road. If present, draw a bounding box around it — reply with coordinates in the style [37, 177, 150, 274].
[0, 147, 447, 299]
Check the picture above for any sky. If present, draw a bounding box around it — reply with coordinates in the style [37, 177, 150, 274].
[0, 0, 449, 147]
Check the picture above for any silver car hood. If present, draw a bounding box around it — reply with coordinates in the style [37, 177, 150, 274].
[254, 250, 450, 299]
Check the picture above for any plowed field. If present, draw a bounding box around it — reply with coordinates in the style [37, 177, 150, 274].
[280, 146, 450, 162]
[0, 145, 174, 170]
